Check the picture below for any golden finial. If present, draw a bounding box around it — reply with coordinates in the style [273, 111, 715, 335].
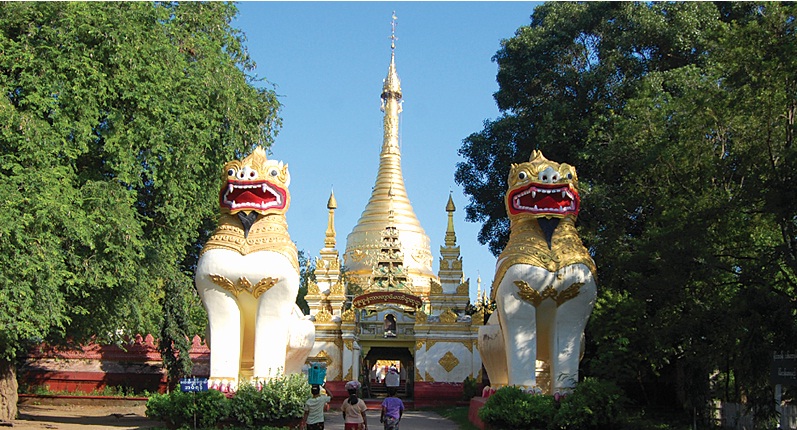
[327, 188, 337, 210]
[325, 189, 337, 248]
[391, 11, 398, 50]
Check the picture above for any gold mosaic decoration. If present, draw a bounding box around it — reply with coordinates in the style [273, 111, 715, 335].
[415, 309, 427, 324]
[425, 371, 434, 382]
[415, 340, 425, 351]
[514, 280, 583, 307]
[307, 281, 320, 296]
[430, 280, 444, 295]
[425, 339, 438, 350]
[472, 307, 485, 326]
[343, 339, 354, 351]
[201, 214, 299, 271]
[330, 280, 345, 296]
[340, 309, 355, 323]
[312, 350, 331, 364]
[344, 367, 353, 381]
[439, 309, 458, 324]
[208, 275, 278, 299]
[456, 281, 469, 296]
[314, 309, 333, 323]
[438, 351, 460, 372]
[415, 370, 423, 381]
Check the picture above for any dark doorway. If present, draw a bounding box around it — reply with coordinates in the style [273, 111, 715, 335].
[363, 347, 413, 399]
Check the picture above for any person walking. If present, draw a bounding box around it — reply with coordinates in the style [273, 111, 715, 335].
[341, 380, 368, 430]
[380, 387, 404, 430]
[302, 384, 331, 430]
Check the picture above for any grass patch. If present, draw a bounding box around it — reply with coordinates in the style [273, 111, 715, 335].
[21, 384, 151, 398]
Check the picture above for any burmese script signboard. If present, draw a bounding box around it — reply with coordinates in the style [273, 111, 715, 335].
[771, 351, 797, 386]
[179, 377, 209, 392]
[352, 291, 422, 309]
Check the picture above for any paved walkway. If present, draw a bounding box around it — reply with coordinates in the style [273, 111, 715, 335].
[323, 408, 460, 430]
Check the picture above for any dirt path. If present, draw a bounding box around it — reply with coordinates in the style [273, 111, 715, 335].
[15, 403, 161, 430]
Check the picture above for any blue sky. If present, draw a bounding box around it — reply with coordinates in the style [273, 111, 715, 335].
[233, 2, 539, 303]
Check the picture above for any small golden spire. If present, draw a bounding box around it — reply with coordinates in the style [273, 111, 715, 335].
[444, 192, 457, 247]
[325, 190, 337, 248]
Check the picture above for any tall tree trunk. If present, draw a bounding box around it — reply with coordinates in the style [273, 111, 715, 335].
[0, 359, 17, 423]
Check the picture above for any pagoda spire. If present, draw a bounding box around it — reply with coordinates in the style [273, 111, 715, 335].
[345, 12, 434, 283]
[324, 190, 337, 249]
[438, 192, 463, 286]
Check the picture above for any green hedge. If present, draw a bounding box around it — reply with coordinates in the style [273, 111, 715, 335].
[146, 373, 310, 429]
[478, 378, 630, 430]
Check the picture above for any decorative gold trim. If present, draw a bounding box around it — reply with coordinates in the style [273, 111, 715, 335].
[209, 275, 279, 299]
[415, 309, 427, 324]
[514, 280, 583, 307]
[341, 309, 355, 323]
[307, 281, 320, 295]
[311, 350, 332, 364]
[343, 339, 354, 351]
[344, 367, 353, 381]
[415, 340, 425, 351]
[438, 351, 460, 372]
[456, 280, 469, 296]
[425, 371, 434, 382]
[334, 338, 344, 350]
[415, 370, 423, 382]
[201, 214, 299, 271]
[439, 309, 458, 324]
[426, 340, 438, 350]
[430, 280, 443, 295]
[314, 309, 333, 323]
[330, 280, 345, 297]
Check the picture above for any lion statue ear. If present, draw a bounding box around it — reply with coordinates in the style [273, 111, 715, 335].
[530, 150, 547, 163]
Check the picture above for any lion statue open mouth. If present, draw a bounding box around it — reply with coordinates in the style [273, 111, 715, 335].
[195, 146, 314, 392]
[479, 150, 597, 395]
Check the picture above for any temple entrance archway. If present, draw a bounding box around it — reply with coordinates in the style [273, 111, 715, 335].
[362, 346, 414, 399]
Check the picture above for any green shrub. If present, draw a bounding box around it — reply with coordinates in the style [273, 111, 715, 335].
[478, 386, 556, 430]
[146, 390, 197, 429]
[146, 374, 308, 429]
[229, 374, 311, 425]
[462, 376, 481, 400]
[554, 378, 629, 430]
[478, 379, 630, 430]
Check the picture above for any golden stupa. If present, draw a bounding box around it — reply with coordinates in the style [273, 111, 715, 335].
[343, 39, 436, 290]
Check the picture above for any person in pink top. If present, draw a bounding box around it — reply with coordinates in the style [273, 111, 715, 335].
[341, 380, 368, 430]
[380, 387, 404, 430]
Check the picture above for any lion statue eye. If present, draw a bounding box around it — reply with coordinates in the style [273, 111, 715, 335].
[518, 171, 527, 180]
[269, 168, 279, 177]
[227, 168, 236, 177]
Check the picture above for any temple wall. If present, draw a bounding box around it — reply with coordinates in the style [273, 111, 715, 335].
[20, 334, 210, 394]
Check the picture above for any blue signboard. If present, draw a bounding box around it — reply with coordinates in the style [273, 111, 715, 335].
[179, 377, 209, 392]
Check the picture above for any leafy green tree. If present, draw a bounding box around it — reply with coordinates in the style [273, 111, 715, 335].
[458, 1, 797, 423]
[0, 2, 281, 420]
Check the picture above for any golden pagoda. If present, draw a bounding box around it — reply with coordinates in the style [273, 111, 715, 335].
[304, 14, 482, 405]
